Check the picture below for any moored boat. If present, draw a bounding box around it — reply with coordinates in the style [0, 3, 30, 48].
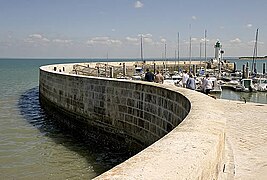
[164, 74, 182, 86]
[210, 77, 222, 93]
[236, 79, 257, 92]
[254, 78, 267, 92]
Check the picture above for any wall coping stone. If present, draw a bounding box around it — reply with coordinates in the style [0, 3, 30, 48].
[40, 63, 226, 179]
[95, 84, 225, 179]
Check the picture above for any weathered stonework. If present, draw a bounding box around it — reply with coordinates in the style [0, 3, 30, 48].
[40, 64, 190, 146]
[39, 62, 225, 179]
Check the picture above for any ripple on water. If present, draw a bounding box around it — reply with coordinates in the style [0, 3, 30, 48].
[0, 87, 133, 179]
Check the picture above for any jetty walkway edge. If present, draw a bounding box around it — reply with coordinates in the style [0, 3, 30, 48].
[39, 62, 266, 179]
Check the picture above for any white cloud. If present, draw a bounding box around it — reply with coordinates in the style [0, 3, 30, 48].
[24, 33, 75, 47]
[42, 38, 50, 42]
[125, 36, 139, 46]
[200, 38, 210, 42]
[134, 1, 144, 8]
[138, 33, 152, 38]
[191, 37, 198, 42]
[246, 24, 252, 28]
[86, 36, 122, 46]
[248, 40, 264, 45]
[25, 34, 50, 43]
[0, 40, 12, 47]
[93, 37, 109, 41]
[184, 37, 200, 44]
[230, 38, 242, 43]
[6, 31, 14, 39]
[29, 34, 43, 39]
[126, 35, 154, 45]
[126, 36, 138, 42]
[144, 37, 153, 43]
[192, 16, 197, 20]
[87, 37, 109, 45]
[160, 38, 166, 43]
[53, 39, 72, 44]
[109, 39, 121, 44]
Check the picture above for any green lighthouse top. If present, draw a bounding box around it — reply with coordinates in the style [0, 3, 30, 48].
[215, 41, 221, 48]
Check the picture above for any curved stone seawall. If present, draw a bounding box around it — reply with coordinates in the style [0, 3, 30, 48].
[39, 63, 225, 179]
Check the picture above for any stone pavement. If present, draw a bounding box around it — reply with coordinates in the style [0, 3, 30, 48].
[218, 99, 267, 180]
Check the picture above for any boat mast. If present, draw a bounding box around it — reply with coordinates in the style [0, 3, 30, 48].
[189, 24, 192, 72]
[200, 42, 202, 60]
[177, 32, 180, 71]
[252, 28, 259, 75]
[140, 35, 144, 63]
[189, 36, 192, 71]
[164, 43, 167, 69]
[175, 50, 177, 67]
[204, 29, 207, 61]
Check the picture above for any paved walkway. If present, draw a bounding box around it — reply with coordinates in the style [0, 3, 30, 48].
[218, 99, 267, 180]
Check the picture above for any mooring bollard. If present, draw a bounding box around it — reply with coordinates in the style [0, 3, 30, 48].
[110, 67, 114, 78]
[122, 63, 126, 76]
[97, 67, 100, 77]
[242, 64, 246, 79]
[245, 65, 249, 78]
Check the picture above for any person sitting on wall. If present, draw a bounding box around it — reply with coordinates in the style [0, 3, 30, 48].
[144, 68, 154, 82]
[154, 70, 164, 84]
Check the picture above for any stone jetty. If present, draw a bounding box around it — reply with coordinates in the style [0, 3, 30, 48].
[70, 60, 235, 78]
[39, 61, 266, 179]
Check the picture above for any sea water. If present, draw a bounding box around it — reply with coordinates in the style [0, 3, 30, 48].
[0, 59, 131, 179]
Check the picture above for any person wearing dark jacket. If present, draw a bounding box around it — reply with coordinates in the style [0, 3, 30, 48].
[144, 68, 154, 82]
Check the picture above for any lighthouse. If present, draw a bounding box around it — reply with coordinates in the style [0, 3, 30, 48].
[214, 41, 222, 62]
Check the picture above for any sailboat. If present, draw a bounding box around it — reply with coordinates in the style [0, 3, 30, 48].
[131, 35, 145, 80]
[237, 29, 259, 92]
[250, 28, 267, 91]
[251, 28, 259, 76]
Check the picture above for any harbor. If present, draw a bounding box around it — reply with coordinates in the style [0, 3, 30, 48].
[39, 60, 267, 179]
[0, 58, 266, 179]
[1, 1, 267, 179]
[67, 40, 267, 104]
[1, 39, 267, 179]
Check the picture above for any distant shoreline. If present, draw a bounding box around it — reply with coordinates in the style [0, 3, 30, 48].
[239, 56, 267, 60]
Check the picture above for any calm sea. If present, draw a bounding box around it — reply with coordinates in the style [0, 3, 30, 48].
[0, 58, 266, 179]
[0, 58, 132, 179]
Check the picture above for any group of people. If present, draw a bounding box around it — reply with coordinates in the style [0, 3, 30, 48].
[144, 69, 164, 84]
[145, 68, 213, 95]
[182, 70, 213, 95]
[182, 70, 195, 90]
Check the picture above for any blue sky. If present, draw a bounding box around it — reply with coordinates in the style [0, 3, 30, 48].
[0, 0, 267, 58]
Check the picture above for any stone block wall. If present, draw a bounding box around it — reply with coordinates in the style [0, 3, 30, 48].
[39, 63, 190, 146]
[40, 62, 225, 179]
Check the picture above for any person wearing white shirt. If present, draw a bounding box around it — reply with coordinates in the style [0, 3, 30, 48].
[182, 70, 189, 88]
[202, 74, 213, 94]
